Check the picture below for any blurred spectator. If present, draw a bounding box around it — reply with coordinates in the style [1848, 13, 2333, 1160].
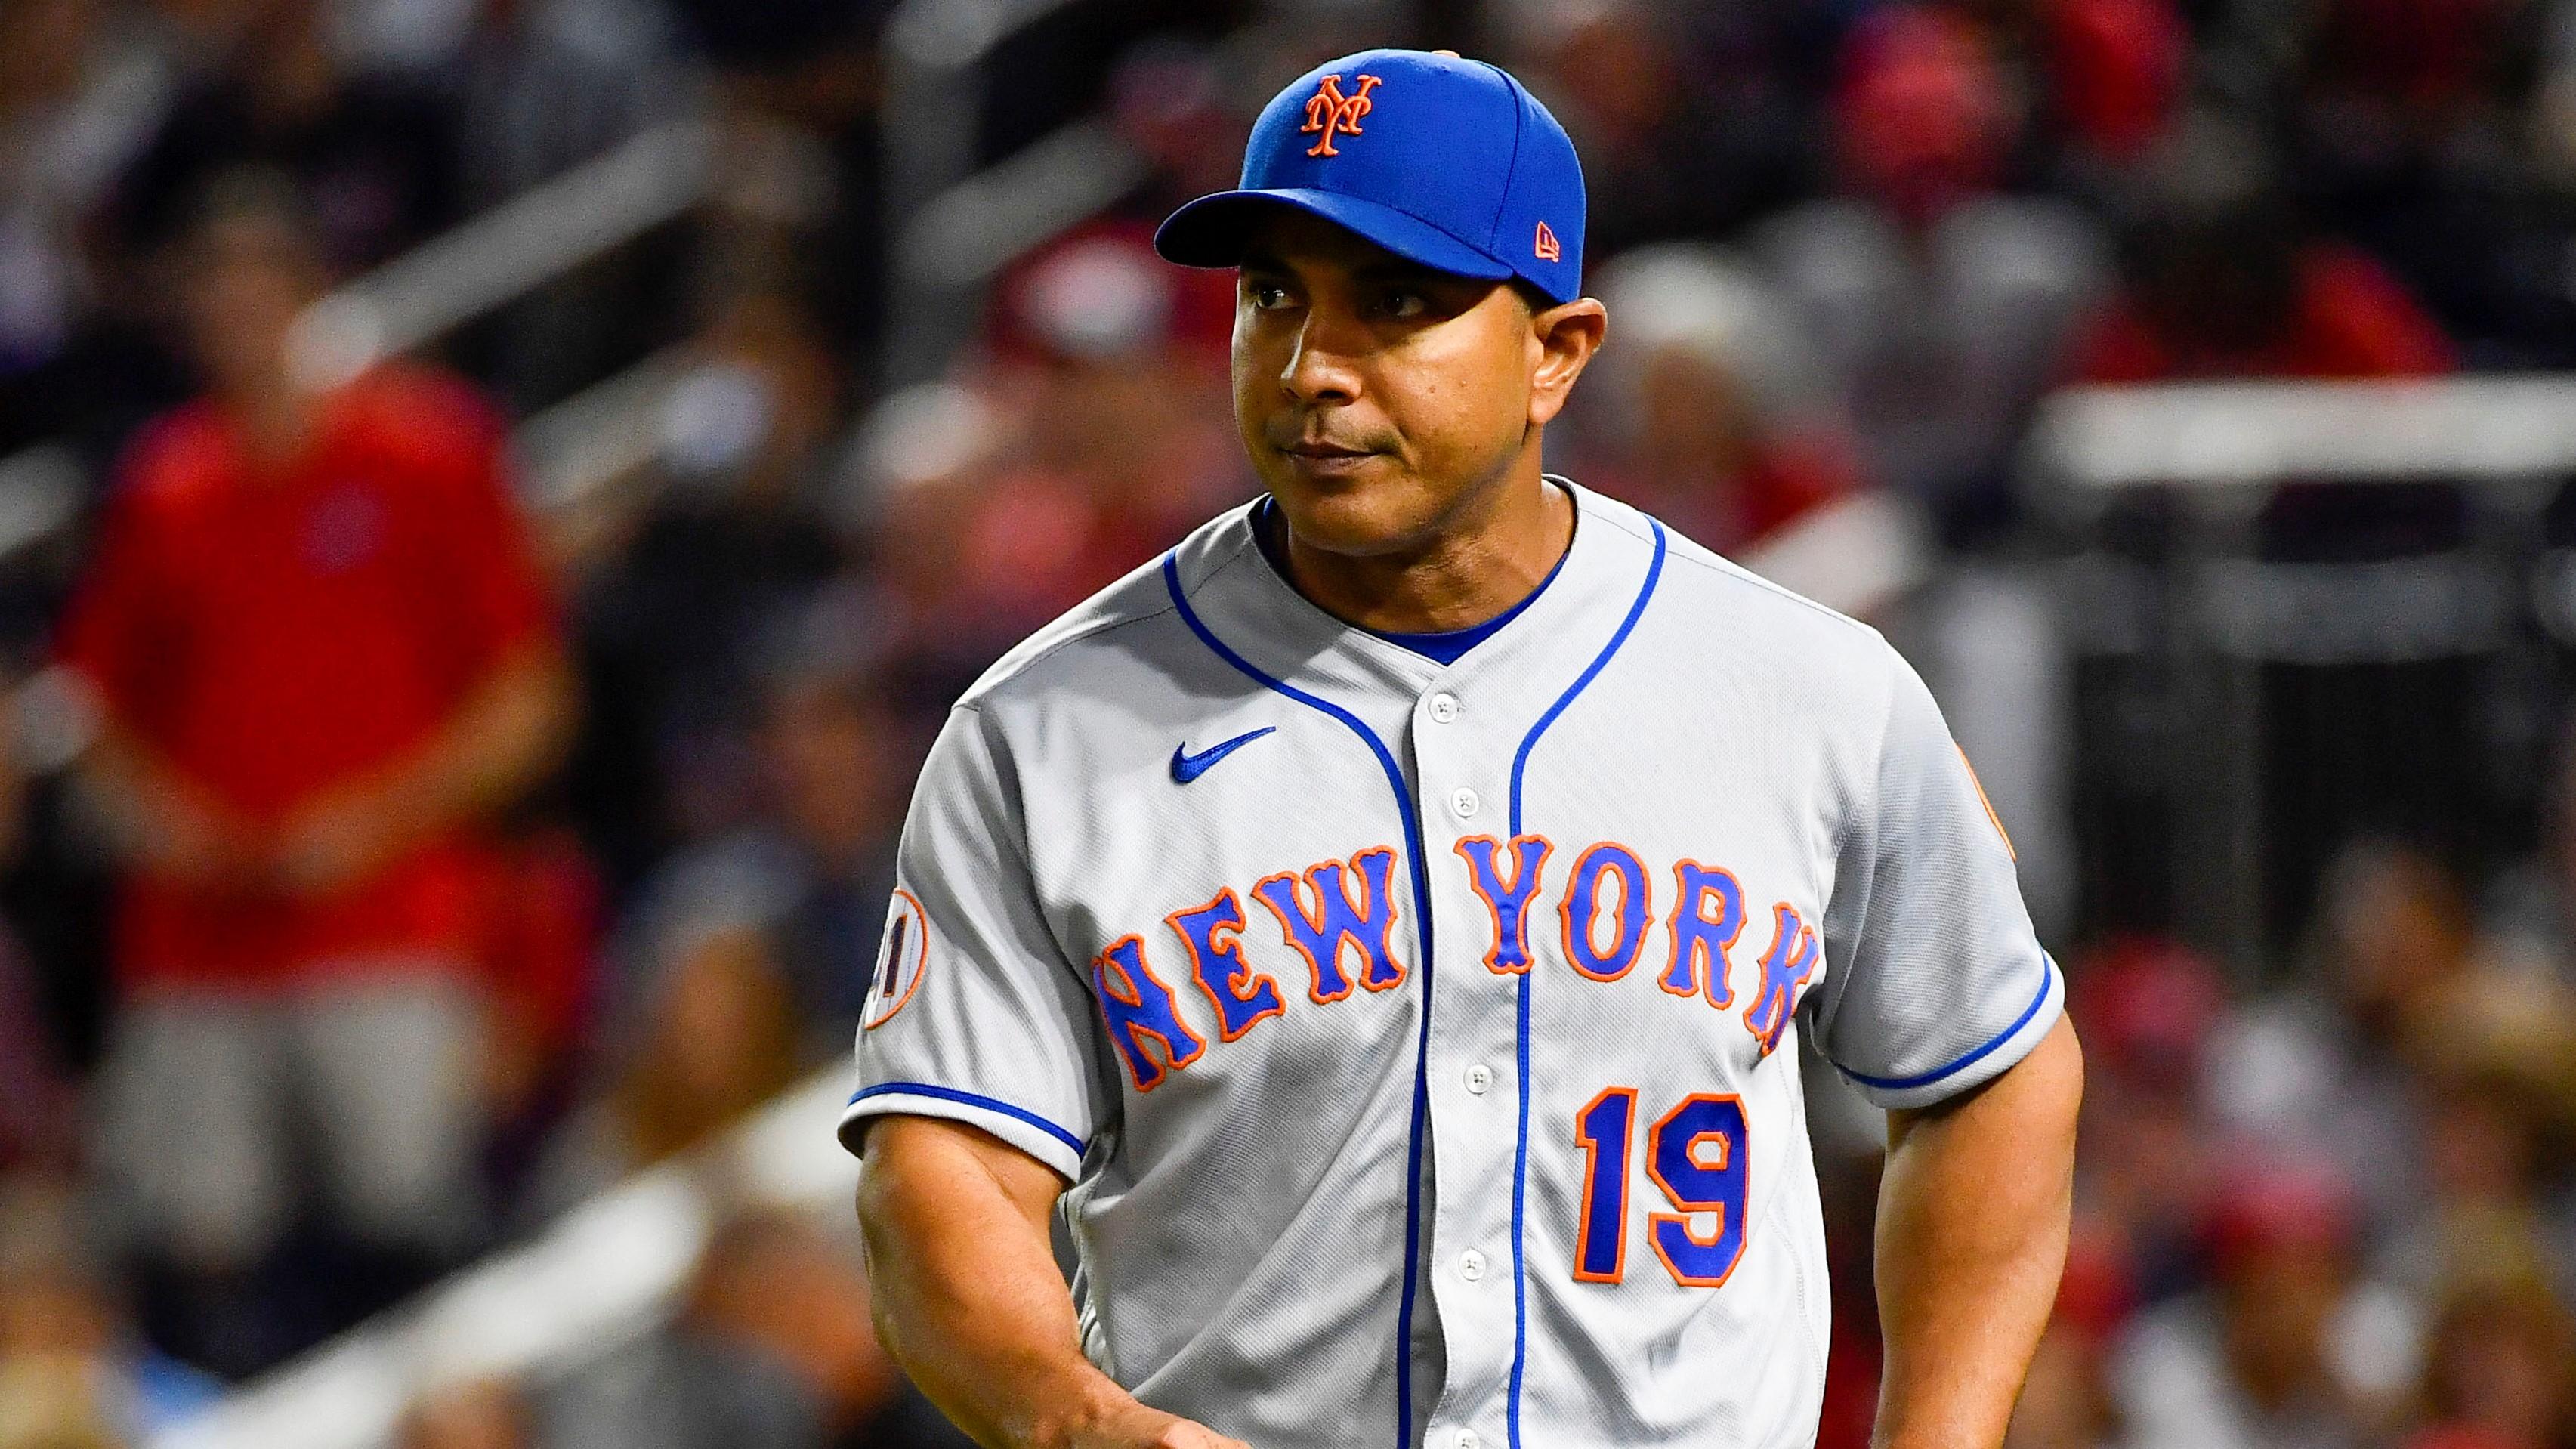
[862, 231, 1243, 712]
[1506, 2, 1817, 258]
[2109, 1163, 2423, 1449]
[521, 856, 801, 1217]
[531, 590, 910, 1222]
[55, 174, 573, 1375]
[2409, 1248, 2576, 1449]
[2068, 937, 2227, 1304]
[1572, 243, 1864, 556]
[2068, 114, 2457, 382]
[0, 1177, 221, 1443]
[104, 0, 462, 276]
[542, 1210, 971, 1449]
[2205, 841, 2474, 1247]
[567, 270, 847, 882]
[2029, 0, 2190, 169]
[2389, 972, 2576, 1297]
[2292, 0, 2576, 368]
[616, 594, 908, 1067]
[1755, 5, 2108, 539]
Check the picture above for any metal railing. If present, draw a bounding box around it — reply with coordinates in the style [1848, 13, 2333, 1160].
[2023, 374, 2576, 970]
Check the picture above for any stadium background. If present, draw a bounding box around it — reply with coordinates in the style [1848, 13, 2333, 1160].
[7, 0, 2576, 1446]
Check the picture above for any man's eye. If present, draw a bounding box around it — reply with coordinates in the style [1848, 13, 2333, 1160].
[1380, 290, 1426, 319]
[1248, 283, 1295, 310]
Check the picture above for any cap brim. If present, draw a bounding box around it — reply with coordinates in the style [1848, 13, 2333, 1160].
[1154, 188, 1515, 284]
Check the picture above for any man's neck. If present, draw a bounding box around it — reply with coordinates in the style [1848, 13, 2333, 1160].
[1277, 464, 1575, 636]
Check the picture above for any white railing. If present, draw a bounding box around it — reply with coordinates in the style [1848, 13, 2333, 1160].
[2025, 375, 2576, 496]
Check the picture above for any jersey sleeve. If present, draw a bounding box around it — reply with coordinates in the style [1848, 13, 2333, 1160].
[1805, 645, 2065, 1110]
[838, 704, 1113, 1180]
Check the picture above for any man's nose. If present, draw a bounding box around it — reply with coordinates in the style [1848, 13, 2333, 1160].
[1279, 308, 1365, 405]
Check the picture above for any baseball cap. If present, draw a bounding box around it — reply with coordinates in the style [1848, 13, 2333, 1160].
[1153, 48, 1586, 305]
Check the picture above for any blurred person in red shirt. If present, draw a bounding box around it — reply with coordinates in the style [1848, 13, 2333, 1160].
[54, 169, 573, 1375]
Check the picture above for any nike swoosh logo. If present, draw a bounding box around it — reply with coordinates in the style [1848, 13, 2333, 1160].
[1171, 727, 1276, 784]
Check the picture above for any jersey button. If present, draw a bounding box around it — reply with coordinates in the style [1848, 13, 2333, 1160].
[1429, 693, 1460, 723]
[1463, 1064, 1493, 1095]
[1458, 1249, 1487, 1282]
[1450, 786, 1481, 819]
[1456, 1432, 1481, 1449]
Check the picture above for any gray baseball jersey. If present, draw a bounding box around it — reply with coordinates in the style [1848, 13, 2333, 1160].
[840, 479, 2062, 1449]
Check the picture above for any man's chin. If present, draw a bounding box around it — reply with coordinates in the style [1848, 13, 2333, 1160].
[1264, 471, 1438, 560]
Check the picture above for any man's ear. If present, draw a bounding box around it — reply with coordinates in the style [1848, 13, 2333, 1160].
[1527, 297, 1608, 429]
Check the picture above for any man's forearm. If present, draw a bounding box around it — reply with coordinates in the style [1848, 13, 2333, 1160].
[379, 644, 576, 831]
[855, 1117, 1171, 1449]
[1871, 1017, 2082, 1449]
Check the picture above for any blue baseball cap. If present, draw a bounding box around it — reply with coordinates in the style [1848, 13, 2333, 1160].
[1154, 48, 1586, 305]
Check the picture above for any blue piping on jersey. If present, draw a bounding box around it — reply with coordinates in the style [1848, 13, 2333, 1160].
[848, 1081, 1089, 1157]
[1840, 952, 2061, 1092]
[1161, 554, 1439, 1449]
[1503, 522, 1666, 1449]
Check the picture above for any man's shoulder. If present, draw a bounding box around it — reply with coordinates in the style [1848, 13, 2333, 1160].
[953, 502, 1256, 715]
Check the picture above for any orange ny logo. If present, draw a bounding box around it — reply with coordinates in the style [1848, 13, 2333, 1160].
[1300, 73, 1382, 157]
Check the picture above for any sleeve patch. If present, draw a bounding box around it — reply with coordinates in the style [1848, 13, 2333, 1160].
[861, 888, 931, 1030]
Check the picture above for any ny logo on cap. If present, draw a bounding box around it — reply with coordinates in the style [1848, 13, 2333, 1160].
[1300, 73, 1381, 157]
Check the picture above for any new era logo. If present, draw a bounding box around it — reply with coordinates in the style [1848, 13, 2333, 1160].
[1301, 73, 1381, 157]
[1534, 221, 1561, 262]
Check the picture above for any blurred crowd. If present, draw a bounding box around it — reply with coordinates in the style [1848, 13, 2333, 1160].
[6, 0, 2576, 1447]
